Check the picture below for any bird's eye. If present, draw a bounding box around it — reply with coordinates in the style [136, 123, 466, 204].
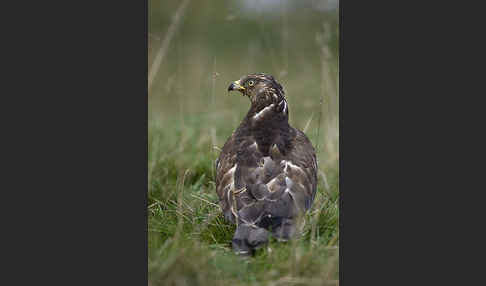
[248, 80, 254, 87]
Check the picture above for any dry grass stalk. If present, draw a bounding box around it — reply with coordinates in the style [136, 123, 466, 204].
[174, 169, 191, 243]
[148, 0, 191, 91]
[303, 112, 314, 133]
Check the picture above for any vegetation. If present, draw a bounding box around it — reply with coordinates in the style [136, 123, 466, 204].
[149, 1, 339, 285]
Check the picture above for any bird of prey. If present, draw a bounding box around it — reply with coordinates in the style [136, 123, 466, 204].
[215, 73, 318, 255]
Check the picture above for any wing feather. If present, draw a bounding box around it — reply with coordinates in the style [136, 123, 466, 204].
[216, 127, 317, 226]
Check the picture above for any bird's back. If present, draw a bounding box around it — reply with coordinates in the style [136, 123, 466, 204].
[216, 123, 317, 250]
[216, 73, 318, 254]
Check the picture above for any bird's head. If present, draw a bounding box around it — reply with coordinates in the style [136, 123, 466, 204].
[228, 73, 288, 119]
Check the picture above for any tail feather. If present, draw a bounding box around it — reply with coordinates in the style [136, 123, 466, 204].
[232, 224, 269, 255]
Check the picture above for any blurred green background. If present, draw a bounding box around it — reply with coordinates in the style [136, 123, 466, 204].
[148, 1, 339, 285]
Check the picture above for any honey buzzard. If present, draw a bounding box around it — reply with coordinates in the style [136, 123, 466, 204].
[216, 73, 318, 255]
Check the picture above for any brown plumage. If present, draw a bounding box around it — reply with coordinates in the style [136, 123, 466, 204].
[216, 73, 318, 255]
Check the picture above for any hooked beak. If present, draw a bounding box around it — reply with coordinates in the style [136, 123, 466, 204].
[228, 80, 245, 93]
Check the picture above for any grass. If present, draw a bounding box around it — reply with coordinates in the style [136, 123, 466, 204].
[148, 1, 339, 284]
[148, 115, 339, 285]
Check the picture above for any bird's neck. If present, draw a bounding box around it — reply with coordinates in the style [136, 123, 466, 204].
[247, 96, 288, 121]
[245, 103, 288, 127]
[241, 102, 290, 153]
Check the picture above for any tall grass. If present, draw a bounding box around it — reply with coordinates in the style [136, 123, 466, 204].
[149, 0, 339, 284]
[148, 119, 339, 285]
